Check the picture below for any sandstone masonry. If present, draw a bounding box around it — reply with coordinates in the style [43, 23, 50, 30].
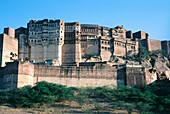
[0, 18, 169, 89]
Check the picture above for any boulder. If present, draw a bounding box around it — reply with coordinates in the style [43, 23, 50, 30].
[141, 59, 152, 68]
[111, 56, 126, 64]
[153, 56, 169, 74]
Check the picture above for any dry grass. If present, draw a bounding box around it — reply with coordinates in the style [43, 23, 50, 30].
[0, 99, 140, 114]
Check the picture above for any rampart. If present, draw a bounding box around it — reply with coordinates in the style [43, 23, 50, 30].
[34, 65, 120, 87]
[149, 39, 162, 51]
[0, 61, 157, 90]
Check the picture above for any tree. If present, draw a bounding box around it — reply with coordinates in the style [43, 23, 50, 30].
[138, 46, 150, 62]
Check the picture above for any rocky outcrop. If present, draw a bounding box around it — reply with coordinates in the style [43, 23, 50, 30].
[141, 59, 152, 68]
[165, 69, 170, 79]
[140, 54, 170, 80]
[152, 56, 169, 74]
[126, 60, 139, 65]
[82, 56, 102, 62]
[111, 57, 126, 64]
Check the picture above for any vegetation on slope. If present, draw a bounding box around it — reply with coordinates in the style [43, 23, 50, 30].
[129, 46, 169, 62]
[0, 81, 170, 113]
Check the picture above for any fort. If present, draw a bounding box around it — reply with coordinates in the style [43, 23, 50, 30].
[0, 19, 169, 90]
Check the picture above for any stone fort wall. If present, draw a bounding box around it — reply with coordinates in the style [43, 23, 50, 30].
[33, 64, 123, 87]
[1, 61, 157, 90]
[149, 39, 162, 51]
[140, 39, 163, 52]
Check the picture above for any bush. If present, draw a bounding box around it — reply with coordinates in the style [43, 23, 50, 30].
[114, 86, 157, 104]
[111, 101, 134, 113]
[94, 102, 103, 113]
[138, 46, 150, 61]
[129, 54, 138, 61]
[9, 81, 74, 108]
[76, 94, 88, 108]
[92, 86, 115, 101]
[75, 87, 93, 107]
[0, 82, 169, 113]
[34, 81, 74, 102]
[151, 49, 167, 57]
[137, 102, 151, 113]
[0, 89, 8, 104]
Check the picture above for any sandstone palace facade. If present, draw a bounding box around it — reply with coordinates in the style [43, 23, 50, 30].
[0, 19, 169, 89]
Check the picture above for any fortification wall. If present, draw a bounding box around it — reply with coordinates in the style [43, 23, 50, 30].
[2, 62, 19, 90]
[125, 65, 145, 86]
[2, 61, 35, 89]
[149, 39, 162, 51]
[34, 65, 125, 87]
[140, 39, 151, 51]
[17, 62, 34, 88]
[1, 61, 156, 89]
[1, 34, 18, 67]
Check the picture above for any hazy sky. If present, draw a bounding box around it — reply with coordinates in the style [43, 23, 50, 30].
[0, 0, 169, 40]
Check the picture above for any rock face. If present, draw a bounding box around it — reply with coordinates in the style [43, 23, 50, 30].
[153, 56, 169, 75]
[165, 69, 170, 79]
[82, 56, 101, 62]
[141, 59, 152, 68]
[140, 54, 170, 80]
[111, 57, 126, 64]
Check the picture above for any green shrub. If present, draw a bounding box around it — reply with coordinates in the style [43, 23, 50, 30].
[111, 101, 126, 110]
[34, 81, 74, 102]
[0, 89, 8, 104]
[151, 49, 167, 57]
[129, 54, 138, 61]
[94, 102, 103, 113]
[2, 82, 169, 113]
[92, 86, 115, 101]
[9, 86, 35, 107]
[137, 102, 151, 114]
[138, 46, 150, 61]
[111, 100, 135, 113]
[153, 96, 170, 112]
[114, 86, 157, 104]
[124, 103, 135, 114]
[9, 81, 74, 108]
[83, 109, 93, 114]
[74, 87, 92, 107]
[76, 94, 88, 108]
